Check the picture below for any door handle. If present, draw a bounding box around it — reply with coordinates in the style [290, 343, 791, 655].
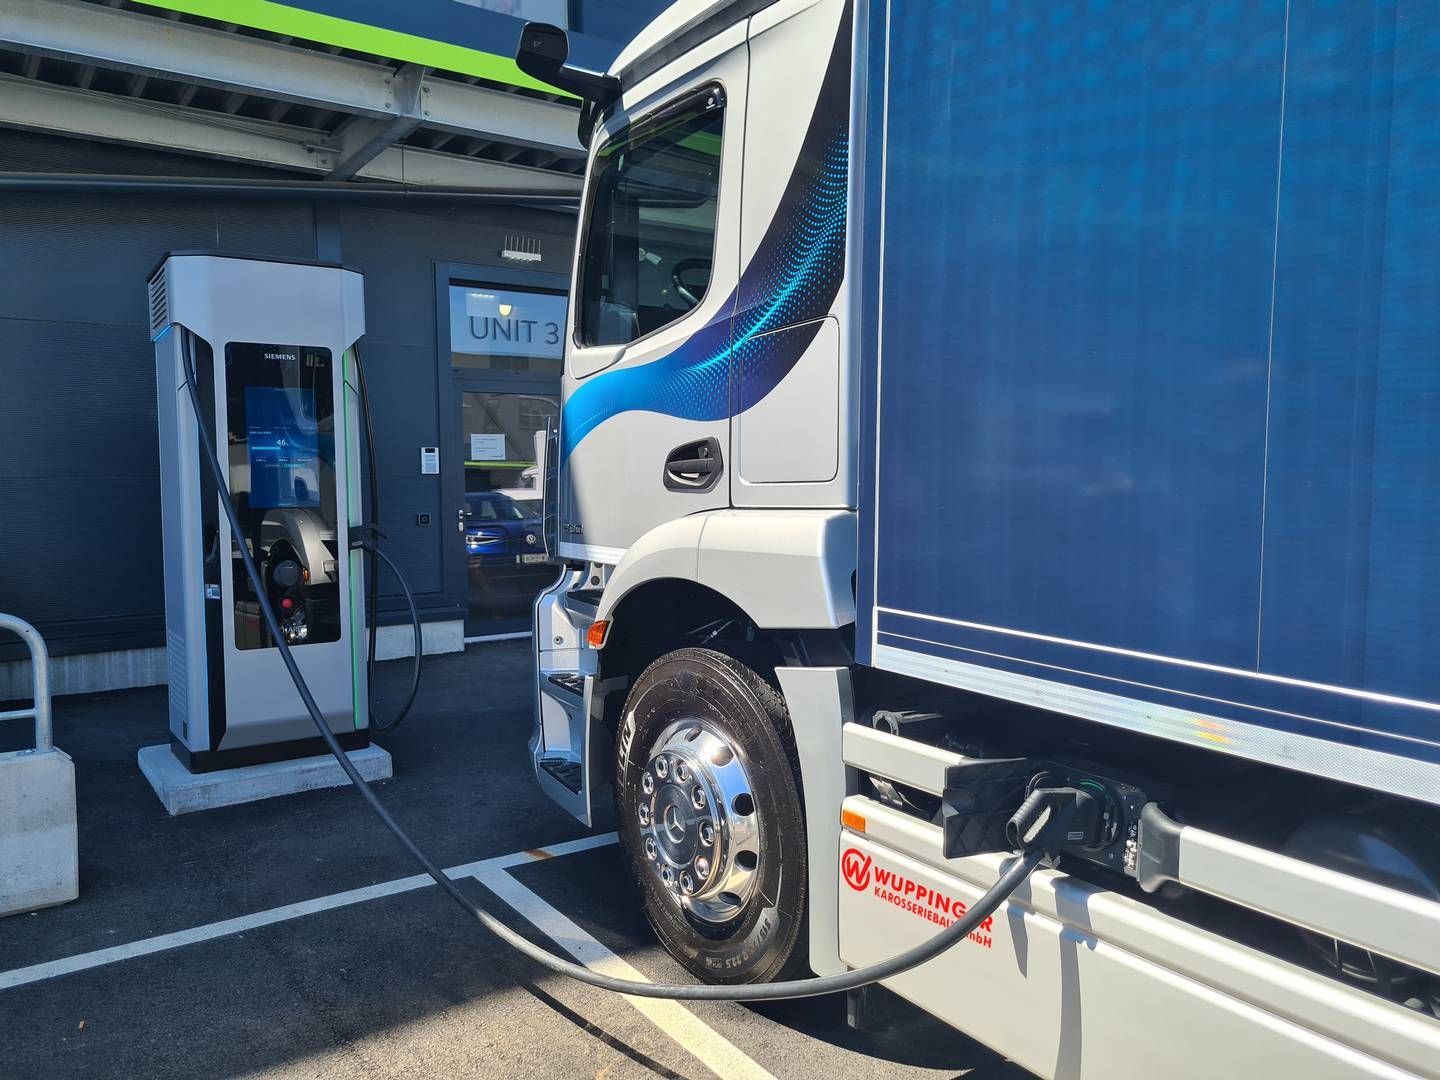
[664, 438, 723, 493]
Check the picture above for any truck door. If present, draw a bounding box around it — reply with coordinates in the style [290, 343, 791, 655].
[732, 0, 853, 509]
[557, 31, 747, 562]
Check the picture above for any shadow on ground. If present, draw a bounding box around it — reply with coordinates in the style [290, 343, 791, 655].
[1, 642, 1025, 1079]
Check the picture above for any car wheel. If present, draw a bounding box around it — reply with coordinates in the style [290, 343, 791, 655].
[615, 647, 809, 984]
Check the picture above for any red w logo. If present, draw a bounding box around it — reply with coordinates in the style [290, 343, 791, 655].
[841, 848, 873, 891]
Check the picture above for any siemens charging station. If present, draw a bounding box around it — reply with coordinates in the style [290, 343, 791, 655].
[144, 253, 377, 790]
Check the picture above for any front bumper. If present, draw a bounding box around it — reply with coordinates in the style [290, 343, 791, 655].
[530, 566, 618, 828]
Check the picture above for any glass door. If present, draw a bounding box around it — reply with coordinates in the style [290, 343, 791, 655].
[446, 276, 566, 639]
[458, 387, 558, 636]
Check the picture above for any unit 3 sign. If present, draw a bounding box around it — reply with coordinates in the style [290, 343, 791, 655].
[453, 288, 566, 359]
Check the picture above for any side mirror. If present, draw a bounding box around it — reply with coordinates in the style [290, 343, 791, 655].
[515, 22, 621, 106]
[515, 22, 569, 76]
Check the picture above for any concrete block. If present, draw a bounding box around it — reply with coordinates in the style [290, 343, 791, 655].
[375, 617, 465, 660]
[138, 743, 393, 816]
[0, 645, 166, 698]
[0, 748, 79, 917]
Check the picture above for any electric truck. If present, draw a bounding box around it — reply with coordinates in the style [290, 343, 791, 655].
[518, 1, 1440, 1075]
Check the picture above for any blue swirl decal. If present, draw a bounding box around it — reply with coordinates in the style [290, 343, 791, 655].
[561, 5, 852, 464]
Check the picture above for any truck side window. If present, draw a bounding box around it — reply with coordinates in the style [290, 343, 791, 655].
[578, 93, 724, 348]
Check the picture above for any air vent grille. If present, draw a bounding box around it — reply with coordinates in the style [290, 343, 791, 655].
[501, 234, 542, 263]
[166, 628, 187, 720]
[148, 271, 170, 338]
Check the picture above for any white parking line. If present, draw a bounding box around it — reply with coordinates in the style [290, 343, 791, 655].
[0, 832, 616, 993]
[479, 865, 777, 1080]
[2, 830, 776, 1080]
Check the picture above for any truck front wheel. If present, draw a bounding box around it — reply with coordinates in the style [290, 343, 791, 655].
[615, 647, 809, 984]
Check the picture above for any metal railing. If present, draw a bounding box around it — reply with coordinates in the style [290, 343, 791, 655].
[0, 613, 52, 753]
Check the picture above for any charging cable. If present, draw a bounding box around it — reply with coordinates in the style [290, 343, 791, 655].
[348, 531, 421, 732]
[350, 344, 421, 732]
[182, 327, 1046, 1001]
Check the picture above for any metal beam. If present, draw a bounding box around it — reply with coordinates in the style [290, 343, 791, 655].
[0, 0, 583, 154]
[326, 64, 425, 180]
[0, 74, 337, 173]
[0, 173, 579, 206]
[0, 0, 395, 114]
[0, 74, 582, 194]
[421, 77, 580, 153]
[361, 146, 581, 194]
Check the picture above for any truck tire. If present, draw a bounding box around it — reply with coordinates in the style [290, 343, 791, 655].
[615, 647, 809, 984]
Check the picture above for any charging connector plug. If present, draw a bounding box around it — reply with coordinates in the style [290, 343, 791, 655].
[1006, 785, 1105, 858]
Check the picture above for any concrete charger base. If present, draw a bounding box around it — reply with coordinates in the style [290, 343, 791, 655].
[138, 743, 393, 816]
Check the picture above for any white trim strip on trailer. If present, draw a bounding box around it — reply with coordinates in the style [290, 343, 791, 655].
[876, 606, 1440, 713]
[871, 641, 1440, 808]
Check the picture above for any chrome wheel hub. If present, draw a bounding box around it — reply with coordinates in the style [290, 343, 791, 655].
[637, 718, 760, 924]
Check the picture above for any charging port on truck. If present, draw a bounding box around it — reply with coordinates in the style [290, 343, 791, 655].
[942, 757, 1158, 876]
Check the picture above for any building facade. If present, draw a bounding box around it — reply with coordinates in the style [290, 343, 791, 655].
[0, 0, 663, 694]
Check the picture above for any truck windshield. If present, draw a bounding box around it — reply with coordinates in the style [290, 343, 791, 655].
[578, 92, 724, 348]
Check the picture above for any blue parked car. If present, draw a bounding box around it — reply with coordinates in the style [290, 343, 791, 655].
[464, 491, 544, 565]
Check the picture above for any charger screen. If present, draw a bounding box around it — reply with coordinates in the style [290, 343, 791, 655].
[246, 386, 320, 509]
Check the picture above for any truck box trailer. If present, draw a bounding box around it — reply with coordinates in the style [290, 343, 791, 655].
[519, 1, 1440, 1074]
[856, 0, 1440, 808]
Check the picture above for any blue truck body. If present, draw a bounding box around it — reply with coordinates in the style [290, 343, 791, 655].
[855, 0, 1440, 805]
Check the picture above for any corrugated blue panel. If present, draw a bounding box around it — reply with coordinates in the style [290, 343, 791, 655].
[873, 0, 1285, 665]
[1362, 1, 1440, 704]
[860, 0, 1440, 790]
[1259, 1, 1395, 690]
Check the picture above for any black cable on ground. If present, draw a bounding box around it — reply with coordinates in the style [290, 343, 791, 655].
[351, 537, 422, 727]
[182, 327, 1043, 1001]
[351, 343, 420, 732]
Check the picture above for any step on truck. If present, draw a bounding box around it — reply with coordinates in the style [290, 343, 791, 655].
[515, 1, 1440, 1075]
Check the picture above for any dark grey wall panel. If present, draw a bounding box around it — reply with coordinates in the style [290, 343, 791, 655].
[338, 203, 575, 347]
[0, 135, 577, 659]
[363, 474, 447, 598]
[337, 203, 576, 617]
[0, 192, 317, 658]
[355, 342, 441, 466]
[0, 341, 164, 645]
[0, 129, 300, 178]
[0, 319, 157, 480]
[0, 477, 163, 624]
[0, 195, 315, 327]
[348, 339, 447, 603]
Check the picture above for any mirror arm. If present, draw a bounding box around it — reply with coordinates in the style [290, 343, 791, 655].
[515, 23, 621, 147]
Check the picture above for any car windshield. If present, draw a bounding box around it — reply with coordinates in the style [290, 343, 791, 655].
[465, 492, 527, 522]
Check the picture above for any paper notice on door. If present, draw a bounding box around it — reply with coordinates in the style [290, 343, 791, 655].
[470, 433, 506, 461]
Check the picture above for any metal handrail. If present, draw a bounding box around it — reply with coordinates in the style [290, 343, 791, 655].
[0, 613, 52, 753]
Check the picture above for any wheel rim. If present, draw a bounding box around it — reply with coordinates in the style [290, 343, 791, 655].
[636, 717, 761, 924]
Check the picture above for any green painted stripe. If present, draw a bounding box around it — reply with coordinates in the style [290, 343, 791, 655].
[343, 348, 365, 730]
[133, 0, 573, 97]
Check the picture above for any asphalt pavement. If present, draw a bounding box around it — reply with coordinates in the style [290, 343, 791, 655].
[0, 640, 1026, 1079]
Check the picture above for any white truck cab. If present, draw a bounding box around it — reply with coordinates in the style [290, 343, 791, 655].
[515, 2, 1440, 1075]
[528, 0, 858, 832]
